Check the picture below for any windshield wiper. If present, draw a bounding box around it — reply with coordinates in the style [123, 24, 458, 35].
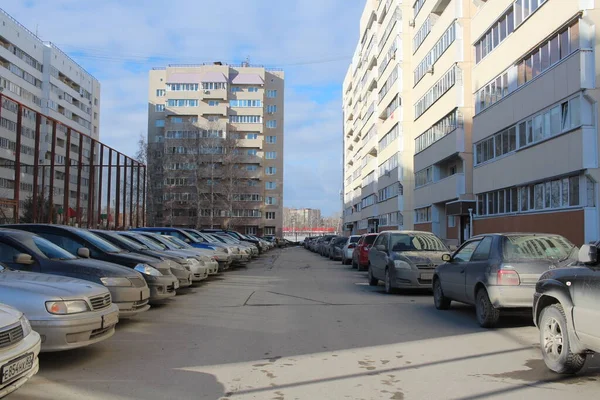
[558, 246, 577, 263]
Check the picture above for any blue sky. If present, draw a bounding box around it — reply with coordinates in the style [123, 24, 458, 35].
[4, 1, 365, 216]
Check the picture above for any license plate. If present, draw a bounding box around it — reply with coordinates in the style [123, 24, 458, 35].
[1, 353, 34, 384]
[102, 312, 119, 329]
[420, 272, 434, 281]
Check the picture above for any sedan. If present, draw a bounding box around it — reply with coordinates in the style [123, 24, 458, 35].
[0, 304, 40, 398]
[0, 229, 150, 318]
[368, 230, 449, 293]
[0, 266, 119, 352]
[341, 235, 361, 265]
[433, 233, 578, 328]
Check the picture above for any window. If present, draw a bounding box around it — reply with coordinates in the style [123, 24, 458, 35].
[378, 124, 400, 152]
[231, 86, 242, 92]
[156, 89, 165, 97]
[413, 0, 426, 18]
[266, 212, 276, 220]
[265, 197, 277, 205]
[266, 182, 276, 190]
[0, 242, 26, 264]
[155, 104, 165, 112]
[246, 133, 258, 139]
[453, 240, 481, 262]
[167, 99, 198, 107]
[267, 105, 277, 113]
[415, 166, 433, 188]
[415, 66, 459, 119]
[414, 23, 456, 85]
[202, 82, 226, 90]
[247, 149, 257, 156]
[265, 151, 277, 159]
[264, 227, 275, 235]
[166, 83, 199, 91]
[415, 207, 431, 223]
[266, 135, 277, 144]
[208, 100, 219, 106]
[155, 119, 165, 128]
[379, 66, 399, 103]
[361, 194, 376, 208]
[229, 115, 262, 123]
[266, 120, 277, 129]
[246, 165, 258, 171]
[471, 237, 494, 261]
[378, 183, 400, 202]
[475, 8, 516, 64]
[448, 216, 456, 228]
[266, 167, 277, 175]
[415, 109, 461, 153]
[266, 90, 277, 98]
[413, 17, 432, 53]
[378, 153, 399, 177]
[229, 99, 262, 107]
[248, 87, 259, 93]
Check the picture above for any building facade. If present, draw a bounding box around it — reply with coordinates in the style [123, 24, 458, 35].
[344, 0, 600, 247]
[283, 207, 322, 230]
[147, 63, 284, 236]
[0, 8, 102, 222]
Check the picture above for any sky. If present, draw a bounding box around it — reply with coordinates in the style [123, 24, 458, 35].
[3, 0, 365, 216]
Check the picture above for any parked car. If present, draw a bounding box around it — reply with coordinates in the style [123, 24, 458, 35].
[92, 230, 193, 289]
[203, 232, 255, 260]
[2, 225, 179, 304]
[433, 233, 578, 328]
[329, 237, 348, 261]
[533, 242, 600, 374]
[182, 229, 244, 265]
[0, 303, 40, 398]
[368, 231, 449, 293]
[319, 236, 338, 256]
[352, 233, 378, 271]
[154, 234, 220, 275]
[201, 229, 264, 253]
[0, 265, 119, 351]
[342, 235, 361, 265]
[133, 228, 232, 270]
[116, 232, 209, 281]
[0, 229, 150, 318]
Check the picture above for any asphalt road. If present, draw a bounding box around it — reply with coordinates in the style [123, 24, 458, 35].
[10, 247, 600, 400]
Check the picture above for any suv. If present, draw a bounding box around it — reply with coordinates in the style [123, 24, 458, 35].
[533, 243, 600, 374]
[352, 233, 378, 271]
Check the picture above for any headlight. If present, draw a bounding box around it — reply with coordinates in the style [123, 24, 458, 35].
[393, 260, 412, 270]
[135, 264, 162, 276]
[19, 315, 32, 337]
[45, 300, 90, 315]
[100, 277, 133, 287]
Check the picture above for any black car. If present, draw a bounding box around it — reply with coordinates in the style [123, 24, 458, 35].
[328, 237, 348, 261]
[92, 230, 193, 288]
[533, 242, 600, 374]
[1, 224, 179, 303]
[0, 228, 151, 317]
[201, 229, 263, 253]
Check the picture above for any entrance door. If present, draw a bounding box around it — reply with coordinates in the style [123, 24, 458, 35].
[460, 216, 471, 243]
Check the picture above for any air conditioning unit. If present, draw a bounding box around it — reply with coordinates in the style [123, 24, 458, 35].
[408, 19, 415, 27]
[204, 90, 211, 94]
[427, 65, 434, 74]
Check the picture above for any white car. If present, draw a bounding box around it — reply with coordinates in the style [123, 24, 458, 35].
[341, 235, 362, 265]
[0, 304, 40, 398]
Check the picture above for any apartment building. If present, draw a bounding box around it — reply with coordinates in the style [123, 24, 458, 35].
[0, 8, 101, 220]
[470, 0, 600, 246]
[343, 0, 412, 235]
[283, 207, 322, 229]
[147, 63, 284, 236]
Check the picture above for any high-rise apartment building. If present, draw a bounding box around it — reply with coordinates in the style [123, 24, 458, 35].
[283, 207, 322, 229]
[344, 0, 600, 246]
[147, 63, 284, 236]
[0, 8, 101, 219]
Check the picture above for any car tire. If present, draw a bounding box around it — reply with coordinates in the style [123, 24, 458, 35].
[433, 278, 451, 310]
[475, 288, 500, 328]
[539, 304, 587, 374]
[352, 259, 358, 269]
[384, 268, 395, 294]
[341, 256, 346, 265]
[368, 267, 378, 286]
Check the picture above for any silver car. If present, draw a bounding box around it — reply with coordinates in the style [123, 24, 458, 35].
[0, 265, 119, 352]
[341, 235, 361, 265]
[368, 230, 449, 294]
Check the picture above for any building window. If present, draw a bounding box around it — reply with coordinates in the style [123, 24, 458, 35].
[229, 115, 262, 123]
[266, 182, 276, 190]
[265, 197, 277, 205]
[247, 149, 258, 156]
[156, 89, 166, 97]
[266, 135, 276, 144]
[202, 82, 226, 90]
[248, 87, 259, 92]
[231, 87, 242, 92]
[166, 83, 199, 91]
[475, 95, 581, 166]
[378, 66, 399, 103]
[167, 99, 198, 107]
[265, 151, 277, 159]
[413, 0, 426, 18]
[267, 105, 277, 113]
[448, 216, 456, 228]
[266, 90, 277, 98]
[266, 120, 277, 129]
[155, 119, 165, 127]
[414, 23, 456, 85]
[413, 16, 432, 53]
[246, 165, 258, 171]
[266, 167, 277, 175]
[230, 99, 262, 107]
[208, 100, 219, 106]
[415, 206, 431, 223]
[476, 173, 584, 216]
[378, 183, 400, 202]
[415, 65, 459, 120]
[378, 153, 399, 177]
[415, 166, 433, 188]
[379, 124, 400, 152]
[264, 227, 275, 235]
[475, 8, 516, 63]
[415, 109, 462, 153]
[361, 194, 376, 209]
[248, 180, 258, 187]
[155, 104, 165, 112]
[245, 226, 258, 235]
[245, 133, 258, 139]
[266, 212, 276, 220]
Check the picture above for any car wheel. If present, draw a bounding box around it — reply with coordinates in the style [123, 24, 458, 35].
[433, 278, 451, 310]
[368, 267, 378, 286]
[475, 288, 500, 328]
[352, 259, 358, 269]
[384, 268, 395, 294]
[540, 304, 587, 374]
[341, 256, 346, 265]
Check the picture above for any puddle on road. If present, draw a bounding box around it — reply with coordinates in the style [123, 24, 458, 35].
[483, 359, 600, 385]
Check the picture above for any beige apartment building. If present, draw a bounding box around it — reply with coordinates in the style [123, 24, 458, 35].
[147, 63, 284, 236]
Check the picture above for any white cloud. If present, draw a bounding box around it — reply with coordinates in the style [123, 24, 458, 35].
[1, 1, 364, 215]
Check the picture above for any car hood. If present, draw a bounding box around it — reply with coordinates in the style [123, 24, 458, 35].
[394, 251, 447, 265]
[0, 304, 21, 326]
[62, 258, 141, 278]
[112, 251, 159, 265]
[0, 270, 107, 299]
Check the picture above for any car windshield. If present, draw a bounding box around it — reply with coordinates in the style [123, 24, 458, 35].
[125, 234, 166, 251]
[111, 234, 148, 250]
[76, 229, 123, 253]
[165, 236, 193, 249]
[207, 234, 227, 243]
[502, 235, 576, 261]
[185, 230, 206, 242]
[389, 233, 448, 252]
[363, 235, 377, 245]
[29, 236, 77, 260]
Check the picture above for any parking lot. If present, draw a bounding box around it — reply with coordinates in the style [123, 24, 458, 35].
[9, 246, 599, 400]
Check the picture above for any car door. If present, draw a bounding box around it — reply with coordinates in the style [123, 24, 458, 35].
[442, 239, 481, 302]
[370, 234, 387, 279]
[0, 240, 42, 273]
[463, 236, 494, 304]
[572, 266, 600, 351]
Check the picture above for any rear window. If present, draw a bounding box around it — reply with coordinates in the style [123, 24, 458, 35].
[502, 235, 575, 261]
[363, 235, 377, 245]
[349, 236, 360, 243]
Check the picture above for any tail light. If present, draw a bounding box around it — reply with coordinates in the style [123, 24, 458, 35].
[497, 268, 520, 286]
[348, 244, 356, 249]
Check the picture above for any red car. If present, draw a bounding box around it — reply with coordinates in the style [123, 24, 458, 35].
[352, 233, 378, 271]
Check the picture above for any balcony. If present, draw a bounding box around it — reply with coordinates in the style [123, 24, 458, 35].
[414, 127, 465, 172]
[201, 88, 227, 100]
[414, 173, 466, 207]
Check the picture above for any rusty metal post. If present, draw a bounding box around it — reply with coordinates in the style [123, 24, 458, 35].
[97, 144, 104, 227]
[115, 152, 121, 230]
[14, 104, 22, 222]
[87, 139, 95, 228]
[136, 163, 141, 227]
[142, 166, 146, 227]
[76, 133, 83, 227]
[129, 158, 134, 228]
[32, 113, 41, 222]
[107, 148, 112, 229]
[48, 121, 57, 224]
[122, 157, 127, 229]
[63, 129, 71, 225]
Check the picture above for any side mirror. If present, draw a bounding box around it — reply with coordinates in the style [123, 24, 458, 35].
[441, 253, 452, 262]
[185, 238, 191, 243]
[77, 247, 91, 258]
[375, 244, 387, 252]
[14, 253, 34, 265]
[578, 244, 598, 264]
